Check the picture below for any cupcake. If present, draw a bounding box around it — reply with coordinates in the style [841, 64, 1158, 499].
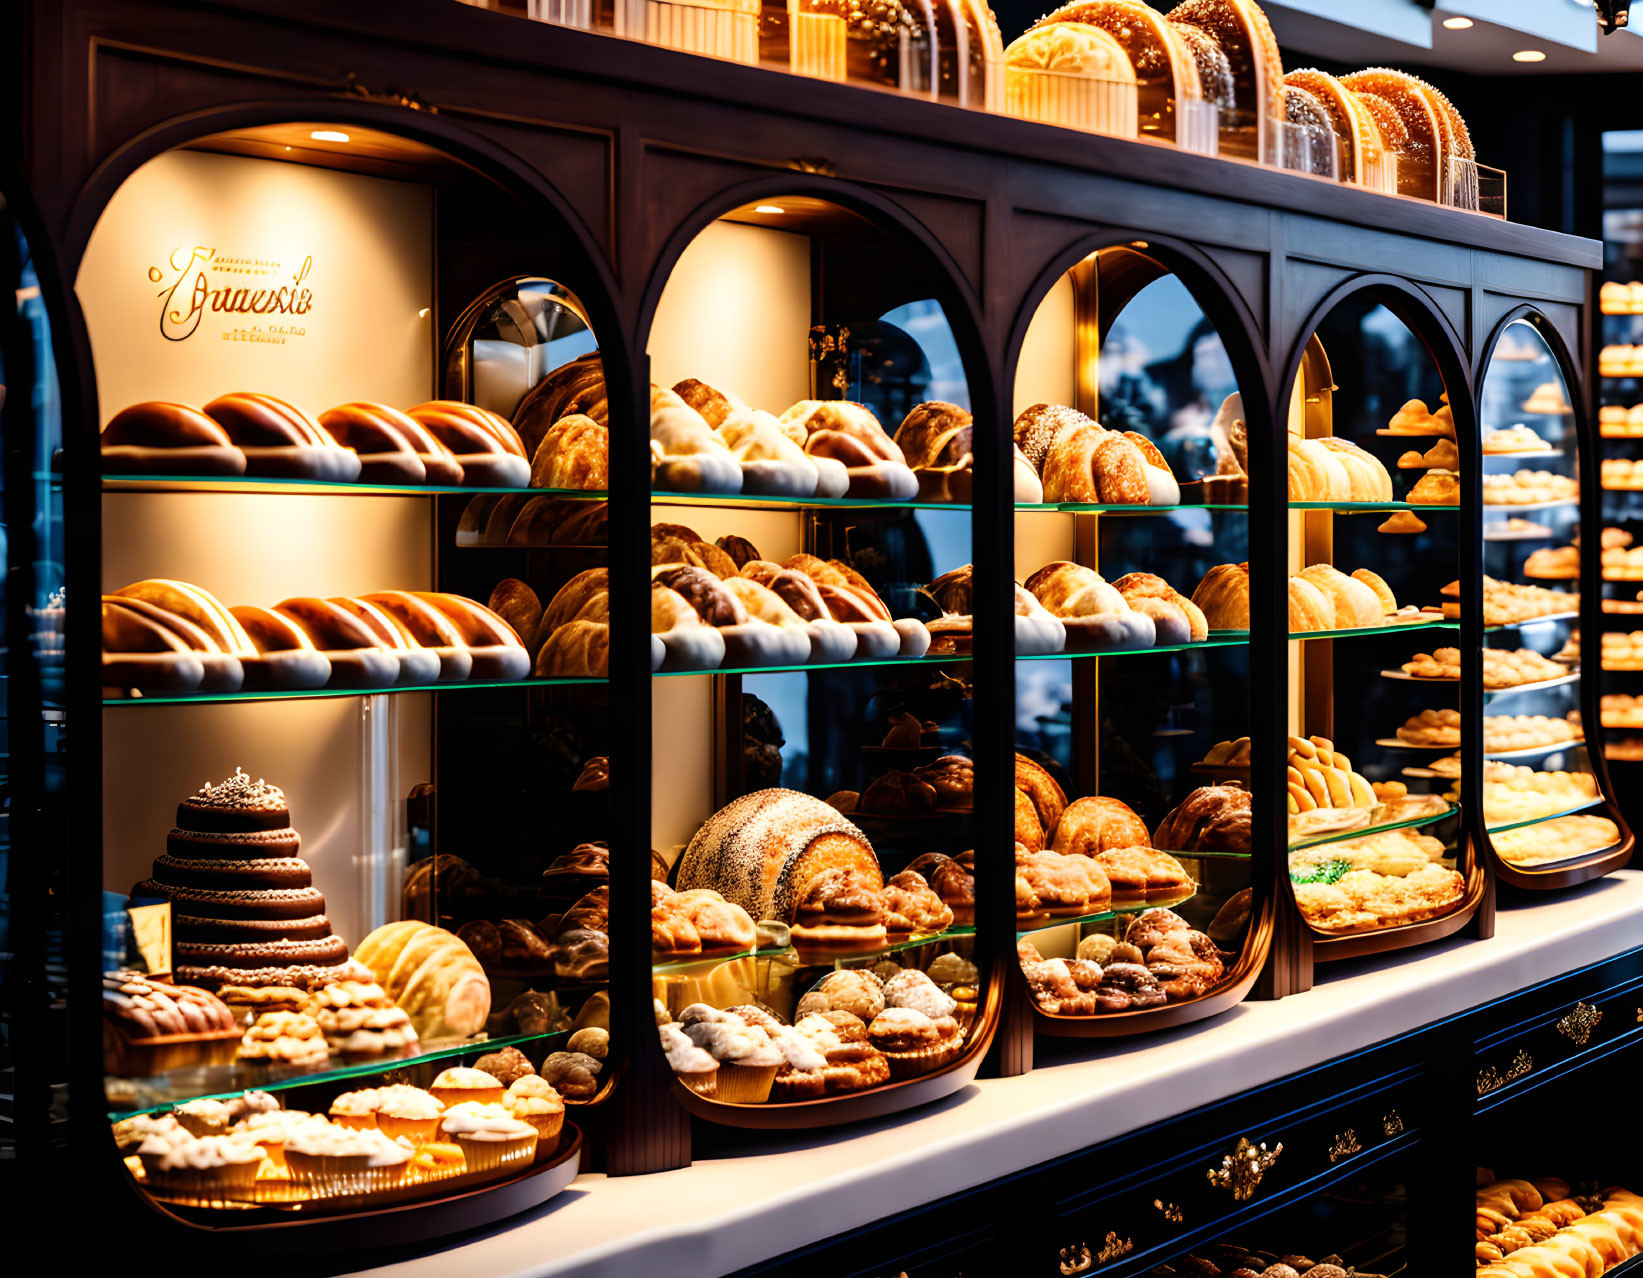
[429, 1066, 504, 1109]
[138, 1130, 264, 1199]
[173, 1098, 233, 1138]
[504, 1075, 566, 1153]
[286, 1125, 411, 1197]
[766, 1025, 828, 1102]
[373, 1084, 444, 1146]
[438, 1102, 538, 1173]
[660, 1024, 718, 1098]
[411, 1140, 465, 1180]
[679, 1006, 783, 1103]
[112, 1111, 180, 1156]
[224, 1090, 280, 1122]
[802, 969, 885, 1022]
[867, 1007, 965, 1080]
[238, 1108, 326, 1170]
[328, 1088, 381, 1130]
[883, 969, 957, 1020]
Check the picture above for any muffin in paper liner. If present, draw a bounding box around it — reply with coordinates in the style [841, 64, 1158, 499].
[375, 1114, 439, 1146]
[284, 1150, 409, 1198]
[141, 1155, 262, 1201]
[677, 1066, 718, 1099]
[714, 1061, 779, 1103]
[329, 1112, 377, 1132]
[452, 1131, 538, 1173]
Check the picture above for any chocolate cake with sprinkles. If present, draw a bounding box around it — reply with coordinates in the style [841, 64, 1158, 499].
[134, 768, 357, 990]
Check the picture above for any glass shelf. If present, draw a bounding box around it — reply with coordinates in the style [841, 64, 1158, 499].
[773, 925, 977, 968]
[1014, 502, 1247, 515]
[1288, 802, 1459, 851]
[652, 490, 961, 511]
[1486, 795, 1607, 833]
[106, 1027, 570, 1122]
[1485, 737, 1587, 762]
[100, 474, 606, 500]
[1015, 887, 1198, 938]
[1014, 632, 1249, 662]
[1484, 673, 1581, 703]
[1481, 498, 1579, 512]
[103, 676, 600, 706]
[1483, 612, 1580, 632]
[1289, 620, 1455, 643]
[652, 654, 969, 678]
[1288, 501, 1456, 513]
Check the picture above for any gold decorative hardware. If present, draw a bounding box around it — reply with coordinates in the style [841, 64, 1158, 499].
[1478, 1049, 1534, 1095]
[1153, 1198, 1184, 1224]
[1328, 1129, 1362, 1163]
[1382, 1109, 1404, 1138]
[1058, 1242, 1092, 1275]
[1556, 1002, 1602, 1047]
[790, 156, 838, 176]
[343, 73, 436, 112]
[1096, 1233, 1134, 1264]
[1206, 1137, 1282, 1201]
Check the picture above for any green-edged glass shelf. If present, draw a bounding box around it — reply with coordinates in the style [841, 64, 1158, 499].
[104, 675, 601, 706]
[652, 490, 962, 511]
[1289, 501, 1455, 513]
[1288, 802, 1459, 851]
[1483, 672, 1581, 702]
[1289, 620, 1456, 642]
[1016, 887, 1197, 938]
[106, 1026, 571, 1121]
[1014, 630, 1249, 661]
[781, 924, 978, 968]
[1486, 795, 1607, 834]
[653, 654, 969, 678]
[99, 474, 606, 499]
[1014, 502, 1247, 515]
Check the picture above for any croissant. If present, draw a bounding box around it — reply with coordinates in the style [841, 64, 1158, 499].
[536, 619, 608, 677]
[1191, 562, 1249, 630]
[1052, 796, 1151, 858]
[512, 351, 608, 457]
[1315, 436, 1393, 501]
[1014, 753, 1067, 852]
[322, 401, 462, 485]
[1287, 436, 1352, 501]
[651, 386, 742, 494]
[407, 401, 531, 488]
[1297, 564, 1382, 629]
[895, 401, 973, 503]
[1287, 575, 1334, 632]
[1014, 403, 1090, 473]
[672, 377, 745, 429]
[1111, 572, 1208, 643]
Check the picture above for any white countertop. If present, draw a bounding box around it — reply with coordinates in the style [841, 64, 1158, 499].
[359, 870, 1643, 1278]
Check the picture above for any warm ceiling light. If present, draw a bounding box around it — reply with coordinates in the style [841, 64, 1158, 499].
[1513, 49, 1548, 61]
[754, 204, 785, 214]
[310, 129, 351, 143]
[1442, 16, 1474, 29]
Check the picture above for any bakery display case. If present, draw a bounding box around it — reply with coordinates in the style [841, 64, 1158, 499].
[642, 197, 1001, 1125]
[1008, 245, 1268, 1037]
[78, 122, 610, 1237]
[1475, 315, 1631, 886]
[1279, 294, 1483, 971]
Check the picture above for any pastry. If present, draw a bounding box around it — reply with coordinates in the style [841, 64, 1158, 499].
[1191, 562, 1249, 629]
[353, 920, 492, 1040]
[1052, 795, 1150, 857]
[1014, 403, 1089, 473]
[894, 401, 973, 502]
[1397, 708, 1460, 745]
[906, 853, 975, 927]
[1483, 425, 1551, 454]
[1484, 469, 1578, 505]
[1003, 23, 1141, 138]
[1342, 68, 1474, 203]
[1014, 582, 1066, 654]
[105, 579, 265, 693]
[512, 353, 608, 457]
[406, 401, 531, 488]
[1398, 437, 1459, 469]
[782, 399, 917, 500]
[1040, 419, 1179, 506]
[1014, 753, 1068, 851]
[1154, 784, 1251, 852]
[319, 401, 464, 485]
[921, 564, 974, 655]
[1284, 734, 1375, 813]
[1167, 0, 1285, 162]
[100, 401, 247, 475]
[202, 392, 363, 481]
[238, 1010, 328, 1067]
[1492, 815, 1621, 868]
[1112, 571, 1208, 643]
[1381, 398, 1453, 437]
[1378, 511, 1427, 534]
[103, 971, 237, 1044]
[1026, 561, 1156, 650]
[131, 769, 354, 989]
[530, 413, 607, 490]
[718, 407, 827, 498]
[1407, 468, 1459, 505]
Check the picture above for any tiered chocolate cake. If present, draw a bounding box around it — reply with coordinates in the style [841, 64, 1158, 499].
[134, 768, 354, 989]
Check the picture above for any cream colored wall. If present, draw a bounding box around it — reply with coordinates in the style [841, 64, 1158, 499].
[1015, 510, 1076, 584]
[1013, 274, 1077, 419]
[651, 678, 717, 864]
[647, 220, 812, 413]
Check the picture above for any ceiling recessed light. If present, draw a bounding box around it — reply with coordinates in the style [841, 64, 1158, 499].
[1442, 16, 1474, 29]
[1513, 49, 1548, 61]
[310, 130, 351, 143]
[754, 204, 785, 214]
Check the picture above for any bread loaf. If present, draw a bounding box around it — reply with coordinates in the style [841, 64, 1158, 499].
[1191, 562, 1250, 630]
[1014, 582, 1066, 654]
[513, 352, 608, 457]
[785, 400, 918, 500]
[652, 386, 743, 494]
[203, 392, 362, 482]
[353, 920, 492, 1040]
[101, 401, 247, 476]
[1025, 561, 1156, 649]
[1042, 420, 1179, 506]
[320, 401, 462, 484]
[407, 401, 531, 488]
[719, 407, 822, 497]
[101, 597, 210, 692]
[227, 605, 333, 690]
[273, 596, 404, 688]
[354, 591, 474, 681]
[530, 413, 607, 490]
[895, 401, 973, 503]
[1052, 796, 1151, 858]
[327, 596, 443, 685]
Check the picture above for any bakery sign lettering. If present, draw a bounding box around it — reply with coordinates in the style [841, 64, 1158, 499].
[150, 247, 314, 344]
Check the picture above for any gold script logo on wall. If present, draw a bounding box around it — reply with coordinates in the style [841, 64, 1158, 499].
[150, 247, 315, 345]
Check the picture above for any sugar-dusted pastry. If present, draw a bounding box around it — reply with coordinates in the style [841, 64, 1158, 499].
[1166, 0, 1285, 162]
[1003, 22, 1140, 138]
[1041, 419, 1180, 506]
[1341, 68, 1473, 203]
[1286, 68, 1392, 188]
[676, 789, 886, 946]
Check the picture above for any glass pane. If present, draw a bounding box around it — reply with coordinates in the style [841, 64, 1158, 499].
[647, 197, 984, 1108]
[1285, 300, 1468, 935]
[1011, 247, 1255, 1021]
